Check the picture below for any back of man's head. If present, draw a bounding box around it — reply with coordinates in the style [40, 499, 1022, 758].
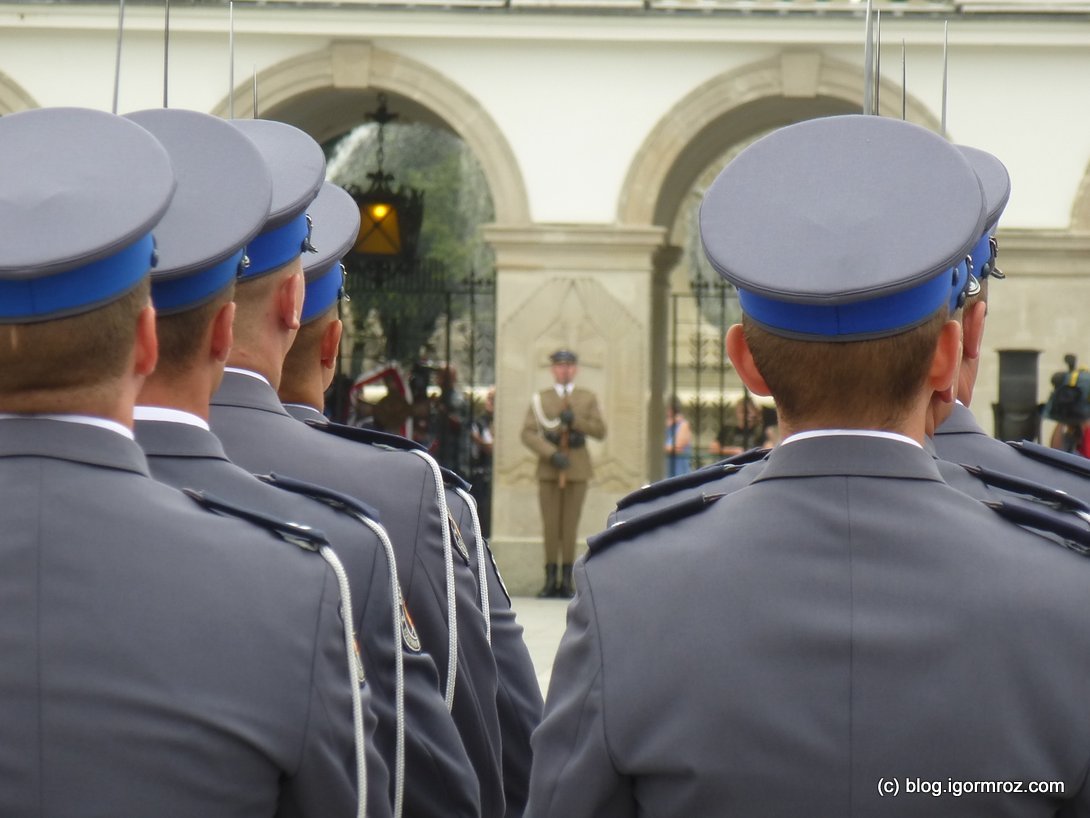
[700, 115, 986, 431]
[0, 108, 174, 414]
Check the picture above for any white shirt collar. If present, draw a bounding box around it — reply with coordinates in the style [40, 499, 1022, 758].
[133, 406, 210, 431]
[0, 413, 134, 441]
[781, 428, 922, 450]
[224, 367, 272, 387]
[554, 383, 573, 398]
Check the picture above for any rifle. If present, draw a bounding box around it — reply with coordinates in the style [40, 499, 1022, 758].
[558, 394, 571, 489]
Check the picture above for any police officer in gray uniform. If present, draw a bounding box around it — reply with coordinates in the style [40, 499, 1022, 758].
[527, 115, 1090, 817]
[124, 110, 479, 818]
[609, 145, 1074, 525]
[209, 120, 503, 818]
[276, 201, 544, 818]
[931, 146, 1090, 503]
[0, 107, 360, 817]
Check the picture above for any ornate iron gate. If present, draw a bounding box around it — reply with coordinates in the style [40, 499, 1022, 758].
[668, 277, 766, 470]
[326, 262, 496, 482]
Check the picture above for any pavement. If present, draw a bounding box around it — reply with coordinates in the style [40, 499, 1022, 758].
[509, 595, 571, 694]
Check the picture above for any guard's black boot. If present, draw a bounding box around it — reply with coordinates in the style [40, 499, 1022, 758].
[537, 564, 559, 598]
[560, 563, 575, 598]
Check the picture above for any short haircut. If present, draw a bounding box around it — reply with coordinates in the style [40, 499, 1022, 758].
[232, 259, 299, 349]
[281, 304, 337, 389]
[0, 278, 150, 398]
[154, 283, 236, 377]
[742, 308, 949, 429]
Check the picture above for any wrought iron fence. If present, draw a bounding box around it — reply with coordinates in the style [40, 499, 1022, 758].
[668, 278, 770, 470]
[326, 262, 496, 480]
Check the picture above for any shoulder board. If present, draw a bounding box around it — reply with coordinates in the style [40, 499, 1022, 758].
[182, 488, 330, 552]
[1007, 440, 1090, 480]
[706, 445, 772, 469]
[589, 492, 724, 557]
[616, 462, 745, 511]
[255, 472, 382, 525]
[440, 466, 472, 493]
[305, 419, 427, 454]
[984, 497, 1090, 558]
[959, 463, 1090, 516]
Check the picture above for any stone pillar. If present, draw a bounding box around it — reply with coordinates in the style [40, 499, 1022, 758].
[482, 223, 666, 594]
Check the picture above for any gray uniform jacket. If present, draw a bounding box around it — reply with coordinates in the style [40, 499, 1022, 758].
[529, 435, 1090, 818]
[934, 402, 1090, 501]
[0, 418, 358, 817]
[211, 372, 503, 818]
[134, 417, 482, 818]
[444, 482, 544, 818]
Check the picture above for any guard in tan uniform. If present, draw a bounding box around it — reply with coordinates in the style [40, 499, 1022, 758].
[520, 350, 606, 598]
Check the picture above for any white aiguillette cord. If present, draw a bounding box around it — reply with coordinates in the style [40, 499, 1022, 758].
[411, 449, 459, 712]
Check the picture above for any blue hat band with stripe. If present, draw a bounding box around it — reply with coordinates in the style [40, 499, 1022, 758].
[244, 212, 311, 278]
[0, 233, 155, 321]
[151, 249, 243, 315]
[738, 258, 970, 339]
[302, 261, 345, 324]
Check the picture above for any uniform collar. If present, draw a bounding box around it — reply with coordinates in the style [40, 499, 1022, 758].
[553, 383, 574, 398]
[781, 428, 922, 449]
[0, 412, 134, 440]
[133, 406, 210, 431]
[752, 432, 943, 485]
[223, 367, 272, 388]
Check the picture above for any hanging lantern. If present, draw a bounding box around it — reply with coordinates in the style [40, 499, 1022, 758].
[347, 93, 425, 261]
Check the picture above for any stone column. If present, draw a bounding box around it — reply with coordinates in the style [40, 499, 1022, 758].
[482, 223, 666, 594]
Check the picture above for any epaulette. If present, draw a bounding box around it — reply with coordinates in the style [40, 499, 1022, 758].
[1007, 440, 1090, 480]
[615, 462, 746, 510]
[255, 472, 382, 524]
[699, 445, 772, 470]
[182, 489, 330, 552]
[589, 492, 724, 557]
[305, 419, 427, 454]
[439, 466, 471, 493]
[984, 496, 1090, 558]
[960, 463, 1090, 518]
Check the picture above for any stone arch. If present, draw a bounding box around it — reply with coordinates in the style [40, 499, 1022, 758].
[1070, 161, 1090, 231]
[210, 42, 530, 226]
[0, 69, 37, 114]
[618, 51, 940, 234]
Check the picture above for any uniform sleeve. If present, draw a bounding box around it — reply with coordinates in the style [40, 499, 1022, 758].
[358, 548, 481, 818]
[521, 398, 557, 460]
[573, 394, 607, 441]
[525, 561, 634, 818]
[280, 569, 375, 818]
[487, 550, 545, 818]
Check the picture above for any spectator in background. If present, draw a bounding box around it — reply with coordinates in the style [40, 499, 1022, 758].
[709, 395, 763, 457]
[470, 387, 496, 539]
[664, 396, 693, 477]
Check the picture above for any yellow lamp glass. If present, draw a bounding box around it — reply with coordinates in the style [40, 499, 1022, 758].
[356, 201, 402, 255]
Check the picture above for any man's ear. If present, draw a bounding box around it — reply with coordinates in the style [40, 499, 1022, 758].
[320, 318, 343, 371]
[133, 303, 159, 377]
[209, 301, 236, 363]
[928, 318, 963, 404]
[962, 300, 987, 362]
[725, 324, 772, 397]
[278, 270, 304, 332]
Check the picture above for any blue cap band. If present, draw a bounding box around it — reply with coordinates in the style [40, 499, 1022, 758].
[302, 261, 344, 323]
[738, 259, 969, 339]
[244, 212, 310, 277]
[151, 249, 243, 315]
[0, 233, 155, 321]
